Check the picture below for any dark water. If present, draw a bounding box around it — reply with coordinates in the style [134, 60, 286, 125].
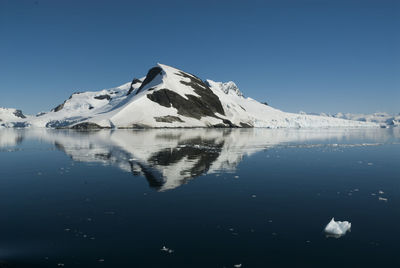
[0, 128, 399, 267]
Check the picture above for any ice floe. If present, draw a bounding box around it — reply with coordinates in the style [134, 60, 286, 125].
[324, 218, 351, 237]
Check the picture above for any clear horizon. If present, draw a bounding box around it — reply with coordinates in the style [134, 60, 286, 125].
[1, 0, 399, 115]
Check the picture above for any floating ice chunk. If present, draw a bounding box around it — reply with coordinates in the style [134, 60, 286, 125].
[378, 190, 384, 194]
[234, 264, 242, 268]
[378, 197, 388, 202]
[324, 218, 351, 237]
[161, 246, 174, 253]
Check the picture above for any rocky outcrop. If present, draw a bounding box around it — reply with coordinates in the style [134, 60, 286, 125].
[145, 70, 226, 123]
[154, 116, 184, 123]
[52, 102, 65, 112]
[127, 78, 143, 95]
[71, 122, 108, 130]
[13, 110, 26, 119]
[94, 94, 111, 100]
[147, 88, 224, 120]
[135, 67, 162, 95]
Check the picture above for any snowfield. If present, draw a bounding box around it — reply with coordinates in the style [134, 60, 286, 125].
[1, 64, 380, 129]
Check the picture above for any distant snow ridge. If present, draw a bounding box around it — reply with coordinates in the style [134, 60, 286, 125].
[332, 112, 400, 127]
[0, 63, 380, 129]
[0, 108, 29, 128]
[0, 108, 26, 120]
[206, 80, 244, 97]
[307, 112, 399, 128]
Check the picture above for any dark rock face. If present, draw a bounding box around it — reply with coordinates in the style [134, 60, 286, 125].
[147, 88, 222, 120]
[154, 115, 184, 123]
[13, 110, 26, 119]
[94, 94, 111, 100]
[262, 102, 268, 106]
[36, 112, 46, 117]
[132, 78, 142, 84]
[146, 70, 226, 122]
[176, 71, 225, 116]
[135, 67, 163, 95]
[52, 102, 65, 112]
[71, 122, 106, 130]
[127, 78, 143, 95]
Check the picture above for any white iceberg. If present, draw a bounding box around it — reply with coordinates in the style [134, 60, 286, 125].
[324, 218, 351, 237]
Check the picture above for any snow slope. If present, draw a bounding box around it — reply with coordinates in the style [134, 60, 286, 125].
[1, 64, 379, 129]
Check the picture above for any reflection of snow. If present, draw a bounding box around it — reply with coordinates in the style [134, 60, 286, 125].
[0, 129, 24, 147]
[1, 128, 399, 191]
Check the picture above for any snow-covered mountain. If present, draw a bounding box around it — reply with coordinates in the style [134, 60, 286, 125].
[0, 64, 379, 129]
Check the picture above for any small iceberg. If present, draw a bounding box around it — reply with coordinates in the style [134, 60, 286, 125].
[324, 218, 351, 238]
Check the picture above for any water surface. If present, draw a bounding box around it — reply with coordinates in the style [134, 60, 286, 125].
[0, 128, 399, 267]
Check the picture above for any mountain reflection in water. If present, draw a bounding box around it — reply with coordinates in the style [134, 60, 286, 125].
[1, 128, 399, 191]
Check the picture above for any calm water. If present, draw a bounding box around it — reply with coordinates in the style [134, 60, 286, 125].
[0, 128, 399, 267]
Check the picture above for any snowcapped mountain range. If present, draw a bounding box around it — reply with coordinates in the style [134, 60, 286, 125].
[0, 63, 384, 129]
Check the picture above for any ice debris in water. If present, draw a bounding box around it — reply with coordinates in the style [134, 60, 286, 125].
[324, 218, 351, 237]
[234, 264, 242, 268]
[161, 246, 174, 253]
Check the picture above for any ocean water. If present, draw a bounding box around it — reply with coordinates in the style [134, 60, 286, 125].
[0, 128, 399, 267]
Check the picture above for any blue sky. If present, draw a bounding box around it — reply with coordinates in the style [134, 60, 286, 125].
[0, 0, 399, 114]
